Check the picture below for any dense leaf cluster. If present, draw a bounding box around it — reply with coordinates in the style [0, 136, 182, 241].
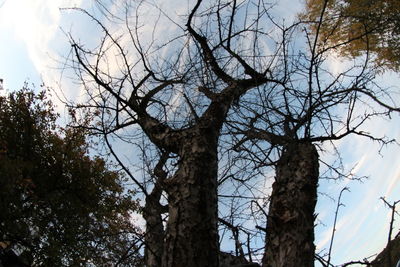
[0, 87, 142, 266]
[303, 0, 400, 71]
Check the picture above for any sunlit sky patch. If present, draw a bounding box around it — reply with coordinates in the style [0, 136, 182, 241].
[0, 1, 399, 266]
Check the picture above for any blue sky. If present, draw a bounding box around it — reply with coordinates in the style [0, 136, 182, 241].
[1, 0, 399, 266]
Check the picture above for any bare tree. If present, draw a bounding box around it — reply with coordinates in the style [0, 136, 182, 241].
[226, 2, 400, 266]
[65, 1, 286, 266]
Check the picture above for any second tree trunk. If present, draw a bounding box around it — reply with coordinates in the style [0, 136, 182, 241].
[263, 142, 319, 267]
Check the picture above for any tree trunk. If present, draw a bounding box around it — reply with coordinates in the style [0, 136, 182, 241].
[162, 128, 220, 267]
[143, 154, 168, 267]
[262, 142, 319, 267]
[143, 185, 165, 267]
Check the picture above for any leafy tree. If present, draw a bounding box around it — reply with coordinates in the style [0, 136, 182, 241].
[0, 86, 142, 266]
[302, 0, 400, 71]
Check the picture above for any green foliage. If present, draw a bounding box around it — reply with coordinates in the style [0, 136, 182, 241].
[0, 86, 142, 266]
[302, 0, 400, 71]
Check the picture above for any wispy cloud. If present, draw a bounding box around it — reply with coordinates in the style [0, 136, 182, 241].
[0, 0, 85, 112]
[0, 0, 81, 77]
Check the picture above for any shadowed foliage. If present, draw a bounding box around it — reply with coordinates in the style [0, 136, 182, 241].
[0, 86, 142, 266]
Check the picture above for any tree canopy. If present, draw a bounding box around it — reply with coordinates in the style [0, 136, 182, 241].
[302, 0, 400, 71]
[0, 86, 142, 266]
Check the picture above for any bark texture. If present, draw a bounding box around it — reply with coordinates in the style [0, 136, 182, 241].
[370, 232, 400, 267]
[143, 184, 165, 267]
[262, 142, 319, 267]
[143, 155, 168, 267]
[136, 84, 245, 266]
[162, 127, 220, 267]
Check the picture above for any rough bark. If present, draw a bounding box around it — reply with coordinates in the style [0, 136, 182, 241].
[143, 154, 169, 267]
[143, 199, 164, 267]
[137, 83, 239, 266]
[370, 232, 400, 267]
[262, 142, 319, 267]
[143, 184, 165, 266]
[162, 126, 220, 267]
[133, 81, 249, 267]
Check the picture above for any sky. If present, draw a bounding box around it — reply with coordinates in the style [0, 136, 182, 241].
[0, 0, 399, 266]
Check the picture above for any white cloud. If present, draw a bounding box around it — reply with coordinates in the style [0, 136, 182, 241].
[1, 0, 80, 75]
[0, 0, 85, 114]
